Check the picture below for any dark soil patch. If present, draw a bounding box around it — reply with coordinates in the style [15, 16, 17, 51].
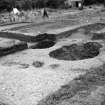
[92, 33, 105, 40]
[2, 61, 29, 68]
[31, 41, 55, 49]
[19, 63, 29, 68]
[37, 64, 105, 105]
[30, 33, 56, 49]
[0, 32, 56, 43]
[82, 23, 105, 33]
[0, 42, 28, 57]
[32, 61, 44, 68]
[49, 42, 102, 60]
[0, 23, 104, 43]
[0, 31, 37, 42]
[34, 33, 56, 42]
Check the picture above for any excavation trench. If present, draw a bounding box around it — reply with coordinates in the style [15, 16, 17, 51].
[0, 42, 28, 57]
[0, 32, 56, 43]
[0, 22, 104, 56]
[30, 33, 56, 49]
[1, 23, 104, 42]
[49, 42, 102, 61]
[92, 33, 105, 40]
[56, 23, 105, 39]
[0, 32, 56, 56]
[31, 41, 55, 49]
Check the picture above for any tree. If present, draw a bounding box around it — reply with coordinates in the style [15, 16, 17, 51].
[0, 0, 104, 12]
[46, 0, 66, 8]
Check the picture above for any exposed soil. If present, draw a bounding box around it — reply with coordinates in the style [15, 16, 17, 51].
[30, 33, 56, 49]
[34, 33, 56, 42]
[32, 61, 44, 68]
[57, 23, 105, 39]
[0, 42, 28, 57]
[0, 32, 56, 43]
[49, 64, 60, 69]
[2, 61, 29, 68]
[37, 64, 105, 105]
[31, 41, 55, 49]
[92, 33, 105, 40]
[0, 7, 105, 105]
[0, 31, 37, 42]
[49, 42, 102, 60]
[0, 32, 56, 57]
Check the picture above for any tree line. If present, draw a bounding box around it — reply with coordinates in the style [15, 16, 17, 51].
[0, 0, 104, 12]
[83, 0, 104, 5]
[0, 0, 66, 12]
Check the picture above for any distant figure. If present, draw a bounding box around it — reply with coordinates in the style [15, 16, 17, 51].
[43, 8, 49, 18]
[12, 8, 20, 15]
[10, 8, 21, 22]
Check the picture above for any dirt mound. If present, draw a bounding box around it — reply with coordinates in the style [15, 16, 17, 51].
[49, 42, 102, 60]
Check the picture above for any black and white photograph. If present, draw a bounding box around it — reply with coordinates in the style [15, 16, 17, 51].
[0, 0, 105, 105]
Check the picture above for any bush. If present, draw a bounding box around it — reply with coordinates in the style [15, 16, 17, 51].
[0, 0, 104, 12]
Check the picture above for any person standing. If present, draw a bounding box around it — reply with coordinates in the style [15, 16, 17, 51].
[43, 8, 49, 18]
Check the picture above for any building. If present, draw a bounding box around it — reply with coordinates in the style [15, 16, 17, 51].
[65, 0, 84, 9]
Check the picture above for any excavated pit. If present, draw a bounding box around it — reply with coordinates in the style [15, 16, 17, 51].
[34, 33, 56, 42]
[0, 32, 56, 49]
[31, 41, 55, 49]
[49, 42, 102, 61]
[30, 33, 56, 49]
[92, 33, 105, 40]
